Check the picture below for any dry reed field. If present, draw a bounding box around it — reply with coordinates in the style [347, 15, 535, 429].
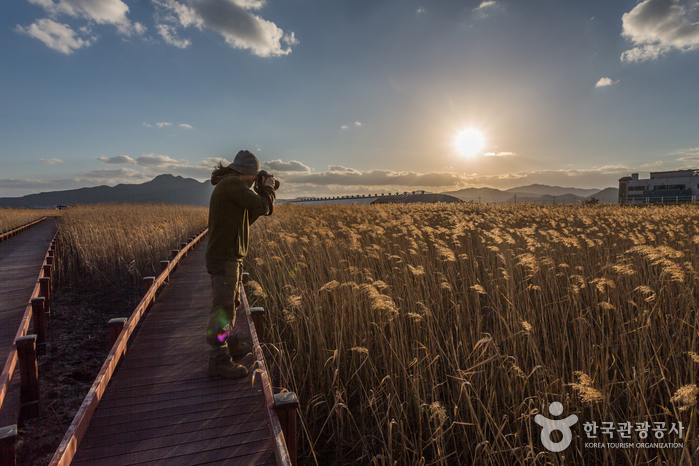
[56, 203, 208, 288]
[245, 203, 699, 465]
[0, 208, 56, 233]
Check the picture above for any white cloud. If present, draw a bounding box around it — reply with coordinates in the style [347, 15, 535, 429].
[15, 19, 93, 54]
[261, 159, 310, 173]
[81, 168, 149, 180]
[135, 154, 186, 167]
[354, 121, 363, 126]
[328, 165, 361, 174]
[595, 77, 619, 87]
[286, 168, 463, 187]
[475, 0, 497, 10]
[416, 7, 425, 14]
[156, 23, 191, 48]
[473, 0, 499, 18]
[26, 0, 145, 35]
[153, 0, 297, 57]
[98, 155, 135, 164]
[483, 151, 519, 157]
[142, 122, 153, 127]
[621, 0, 699, 62]
[340, 125, 348, 130]
[179, 123, 193, 129]
[156, 122, 173, 128]
[40, 158, 64, 164]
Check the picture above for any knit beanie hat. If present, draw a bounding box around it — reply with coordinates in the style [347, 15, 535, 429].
[228, 150, 260, 176]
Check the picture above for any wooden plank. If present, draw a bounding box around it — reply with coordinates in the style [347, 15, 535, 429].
[79, 411, 267, 449]
[81, 407, 267, 441]
[72, 434, 274, 466]
[74, 425, 271, 462]
[96, 381, 237, 410]
[89, 390, 264, 422]
[75, 442, 276, 466]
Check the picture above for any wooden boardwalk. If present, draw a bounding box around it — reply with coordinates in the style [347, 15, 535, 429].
[66, 237, 281, 465]
[0, 218, 57, 426]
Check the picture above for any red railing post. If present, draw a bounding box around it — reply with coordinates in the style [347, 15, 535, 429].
[274, 392, 299, 466]
[108, 318, 128, 349]
[31, 298, 47, 356]
[160, 261, 170, 283]
[251, 307, 265, 343]
[144, 277, 155, 293]
[16, 335, 40, 422]
[171, 249, 179, 271]
[39, 277, 51, 316]
[42, 264, 52, 281]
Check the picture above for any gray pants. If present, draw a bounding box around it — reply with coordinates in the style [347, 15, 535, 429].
[206, 259, 243, 348]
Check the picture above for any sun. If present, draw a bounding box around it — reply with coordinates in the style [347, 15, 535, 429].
[455, 128, 485, 157]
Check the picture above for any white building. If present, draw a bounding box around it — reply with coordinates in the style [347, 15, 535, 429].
[618, 169, 699, 204]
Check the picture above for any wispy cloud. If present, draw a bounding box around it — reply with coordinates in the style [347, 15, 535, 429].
[134, 154, 187, 167]
[596, 77, 619, 87]
[15, 19, 93, 54]
[156, 23, 191, 48]
[153, 0, 297, 57]
[98, 155, 135, 164]
[473, 0, 499, 18]
[416, 7, 425, 14]
[483, 151, 519, 157]
[81, 168, 150, 180]
[286, 168, 463, 187]
[621, 0, 699, 62]
[354, 121, 363, 126]
[340, 125, 348, 130]
[16, 0, 145, 53]
[40, 158, 64, 164]
[143, 121, 192, 129]
[261, 159, 310, 173]
[28, 0, 145, 35]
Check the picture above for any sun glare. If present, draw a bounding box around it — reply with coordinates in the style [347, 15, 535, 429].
[455, 128, 484, 157]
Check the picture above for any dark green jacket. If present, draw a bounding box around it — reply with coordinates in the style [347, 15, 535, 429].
[205, 173, 275, 264]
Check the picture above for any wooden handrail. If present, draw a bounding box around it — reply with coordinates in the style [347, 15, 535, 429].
[48, 229, 208, 466]
[0, 230, 58, 421]
[240, 287, 294, 466]
[0, 216, 46, 242]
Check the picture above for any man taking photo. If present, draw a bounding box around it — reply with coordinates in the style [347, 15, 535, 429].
[205, 150, 276, 379]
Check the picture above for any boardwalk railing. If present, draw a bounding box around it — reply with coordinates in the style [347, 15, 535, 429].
[0, 228, 59, 464]
[0, 217, 47, 243]
[240, 275, 298, 466]
[49, 229, 297, 466]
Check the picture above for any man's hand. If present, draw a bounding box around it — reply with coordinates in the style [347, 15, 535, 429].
[263, 174, 276, 188]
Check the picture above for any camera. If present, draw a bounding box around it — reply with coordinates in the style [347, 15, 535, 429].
[254, 170, 280, 193]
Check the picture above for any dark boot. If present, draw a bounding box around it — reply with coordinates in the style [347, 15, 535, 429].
[226, 334, 252, 359]
[207, 346, 247, 379]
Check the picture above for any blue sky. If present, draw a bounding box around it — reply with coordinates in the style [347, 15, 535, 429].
[1, 0, 699, 198]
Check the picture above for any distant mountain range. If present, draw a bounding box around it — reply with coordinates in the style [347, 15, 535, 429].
[443, 185, 618, 204]
[0, 174, 214, 208]
[0, 174, 619, 208]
